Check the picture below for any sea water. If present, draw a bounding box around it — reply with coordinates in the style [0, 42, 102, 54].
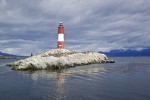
[0, 57, 150, 100]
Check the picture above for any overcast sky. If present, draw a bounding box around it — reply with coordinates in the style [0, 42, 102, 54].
[0, 0, 150, 55]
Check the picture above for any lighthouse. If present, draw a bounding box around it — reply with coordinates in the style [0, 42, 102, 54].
[57, 22, 64, 49]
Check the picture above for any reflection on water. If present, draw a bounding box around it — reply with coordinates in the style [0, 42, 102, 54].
[19, 66, 105, 100]
[56, 72, 66, 100]
[22, 67, 105, 80]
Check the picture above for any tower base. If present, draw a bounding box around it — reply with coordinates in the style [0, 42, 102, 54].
[57, 41, 64, 49]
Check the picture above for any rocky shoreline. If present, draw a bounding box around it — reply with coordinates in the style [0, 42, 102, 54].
[7, 49, 115, 70]
[0, 55, 15, 59]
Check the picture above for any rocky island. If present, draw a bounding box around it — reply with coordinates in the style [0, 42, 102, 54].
[8, 49, 115, 70]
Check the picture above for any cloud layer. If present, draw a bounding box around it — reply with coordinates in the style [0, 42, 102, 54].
[0, 0, 150, 55]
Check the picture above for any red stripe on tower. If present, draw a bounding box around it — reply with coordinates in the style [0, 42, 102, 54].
[57, 22, 64, 49]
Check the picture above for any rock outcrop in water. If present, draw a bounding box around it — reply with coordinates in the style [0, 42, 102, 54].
[8, 49, 115, 70]
[0, 55, 15, 59]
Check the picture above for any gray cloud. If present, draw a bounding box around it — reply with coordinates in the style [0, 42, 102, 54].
[0, 0, 150, 55]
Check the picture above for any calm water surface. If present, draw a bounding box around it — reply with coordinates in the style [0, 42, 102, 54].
[0, 57, 150, 100]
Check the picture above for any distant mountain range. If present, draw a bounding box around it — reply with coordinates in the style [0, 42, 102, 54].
[0, 51, 24, 57]
[99, 49, 150, 57]
[0, 51, 16, 57]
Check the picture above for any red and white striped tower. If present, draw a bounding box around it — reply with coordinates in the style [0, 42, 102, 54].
[57, 22, 64, 49]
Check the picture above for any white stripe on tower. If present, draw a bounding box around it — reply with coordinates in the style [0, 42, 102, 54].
[58, 34, 64, 41]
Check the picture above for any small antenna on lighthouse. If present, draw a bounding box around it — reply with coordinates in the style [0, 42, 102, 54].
[59, 22, 63, 25]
